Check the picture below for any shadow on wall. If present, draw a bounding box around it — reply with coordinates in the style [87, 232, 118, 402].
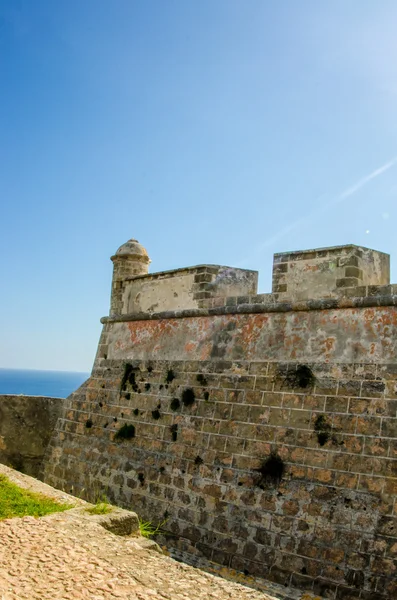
[0, 395, 64, 477]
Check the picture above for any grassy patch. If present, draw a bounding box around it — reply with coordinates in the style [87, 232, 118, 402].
[86, 502, 113, 515]
[0, 475, 72, 520]
[138, 517, 167, 538]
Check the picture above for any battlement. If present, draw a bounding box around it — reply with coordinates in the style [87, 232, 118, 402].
[272, 244, 390, 301]
[109, 240, 392, 317]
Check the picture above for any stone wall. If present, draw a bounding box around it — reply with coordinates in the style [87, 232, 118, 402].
[43, 314, 397, 599]
[42, 240, 397, 599]
[0, 395, 64, 477]
[119, 265, 258, 316]
[272, 245, 390, 301]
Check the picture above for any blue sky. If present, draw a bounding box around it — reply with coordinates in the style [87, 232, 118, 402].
[1, 1, 397, 372]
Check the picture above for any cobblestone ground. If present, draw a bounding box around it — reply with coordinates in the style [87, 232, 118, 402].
[0, 509, 278, 600]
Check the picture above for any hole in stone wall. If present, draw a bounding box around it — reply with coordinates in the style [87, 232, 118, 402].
[285, 365, 315, 389]
[133, 408, 139, 416]
[170, 424, 178, 441]
[138, 473, 145, 485]
[182, 388, 195, 407]
[120, 363, 133, 391]
[151, 409, 161, 420]
[314, 414, 332, 446]
[170, 398, 180, 411]
[255, 452, 285, 487]
[165, 369, 175, 383]
[203, 391, 210, 401]
[85, 419, 93, 429]
[196, 373, 208, 386]
[147, 365, 153, 373]
[194, 456, 203, 466]
[145, 383, 151, 391]
[114, 424, 135, 441]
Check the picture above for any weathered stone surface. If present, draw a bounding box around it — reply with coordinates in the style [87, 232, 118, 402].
[0, 395, 64, 477]
[272, 245, 390, 301]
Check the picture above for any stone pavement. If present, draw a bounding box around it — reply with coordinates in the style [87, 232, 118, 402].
[0, 465, 321, 600]
[0, 508, 280, 600]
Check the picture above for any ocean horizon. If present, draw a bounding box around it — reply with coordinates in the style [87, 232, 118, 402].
[0, 368, 90, 399]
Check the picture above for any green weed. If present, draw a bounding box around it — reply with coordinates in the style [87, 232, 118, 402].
[86, 502, 113, 515]
[0, 474, 72, 520]
[138, 517, 167, 538]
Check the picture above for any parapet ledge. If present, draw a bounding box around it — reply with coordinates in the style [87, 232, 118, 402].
[124, 264, 258, 282]
[101, 285, 397, 323]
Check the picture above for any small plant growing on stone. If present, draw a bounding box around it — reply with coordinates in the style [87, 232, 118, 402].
[138, 517, 167, 538]
[86, 501, 113, 515]
[114, 424, 135, 441]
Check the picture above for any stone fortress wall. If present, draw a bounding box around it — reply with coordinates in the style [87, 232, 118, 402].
[42, 239, 397, 599]
[0, 394, 64, 477]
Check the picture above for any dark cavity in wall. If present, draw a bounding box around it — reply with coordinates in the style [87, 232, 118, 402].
[151, 409, 161, 420]
[182, 388, 195, 407]
[194, 456, 203, 466]
[314, 414, 333, 446]
[133, 408, 139, 416]
[85, 419, 93, 429]
[285, 365, 315, 389]
[255, 452, 285, 487]
[114, 424, 135, 441]
[138, 473, 145, 485]
[147, 365, 153, 373]
[170, 398, 180, 411]
[120, 363, 139, 392]
[165, 369, 175, 383]
[203, 391, 210, 401]
[196, 373, 208, 386]
[145, 383, 151, 391]
[170, 424, 178, 441]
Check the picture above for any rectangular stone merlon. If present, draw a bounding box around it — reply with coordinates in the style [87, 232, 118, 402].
[272, 245, 390, 300]
[120, 265, 258, 315]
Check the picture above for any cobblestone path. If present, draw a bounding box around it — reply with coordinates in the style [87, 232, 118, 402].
[0, 509, 277, 600]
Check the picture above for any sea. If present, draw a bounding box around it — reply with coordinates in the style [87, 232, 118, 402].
[0, 369, 90, 399]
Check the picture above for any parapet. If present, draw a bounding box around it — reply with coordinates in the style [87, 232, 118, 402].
[272, 244, 390, 301]
[109, 239, 391, 316]
[119, 264, 258, 315]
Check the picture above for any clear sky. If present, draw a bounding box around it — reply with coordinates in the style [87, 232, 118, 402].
[1, 1, 397, 372]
